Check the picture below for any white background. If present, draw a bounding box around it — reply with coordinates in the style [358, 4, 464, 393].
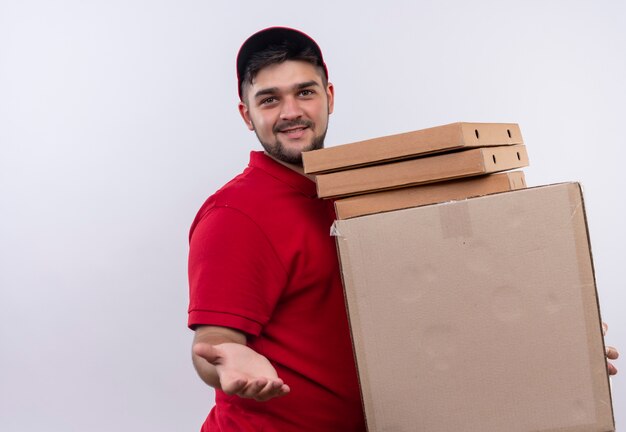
[1, 0, 624, 430]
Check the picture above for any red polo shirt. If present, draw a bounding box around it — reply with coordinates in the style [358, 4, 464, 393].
[188, 151, 365, 432]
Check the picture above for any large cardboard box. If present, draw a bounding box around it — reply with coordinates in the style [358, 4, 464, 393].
[303, 122, 523, 174]
[334, 171, 526, 220]
[317, 144, 528, 198]
[333, 183, 614, 432]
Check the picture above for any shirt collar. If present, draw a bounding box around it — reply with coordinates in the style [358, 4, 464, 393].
[248, 151, 318, 198]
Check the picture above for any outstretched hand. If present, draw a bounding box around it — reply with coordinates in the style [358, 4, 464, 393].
[603, 322, 619, 376]
[193, 342, 291, 401]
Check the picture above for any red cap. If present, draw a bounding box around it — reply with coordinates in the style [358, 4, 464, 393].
[236, 27, 328, 100]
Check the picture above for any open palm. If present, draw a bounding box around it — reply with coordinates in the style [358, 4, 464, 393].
[194, 342, 291, 401]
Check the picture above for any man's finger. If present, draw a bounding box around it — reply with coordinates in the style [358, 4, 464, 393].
[602, 322, 608, 336]
[608, 362, 618, 376]
[222, 378, 248, 395]
[193, 343, 221, 364]
[252, 380, 279, 401]
[606, 346, 619, 360]
[236, 378, 268, 399]
[250, 378, 269, 393]
[254, 381, 290, 402]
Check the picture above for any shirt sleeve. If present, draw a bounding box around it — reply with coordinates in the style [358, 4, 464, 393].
[187, 206, 288, 335]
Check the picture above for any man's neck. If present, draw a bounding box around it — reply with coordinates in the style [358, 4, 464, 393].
[264, 152, 316, 181]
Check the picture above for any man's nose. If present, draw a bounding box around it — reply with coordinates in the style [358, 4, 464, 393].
[279, 97, 303, 120]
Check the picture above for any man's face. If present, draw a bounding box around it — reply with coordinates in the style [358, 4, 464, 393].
[238, 60, 334, 165]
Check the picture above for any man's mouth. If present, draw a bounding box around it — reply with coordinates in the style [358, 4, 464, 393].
[279, 126, 309, 136]
[274, 121, 314, 138]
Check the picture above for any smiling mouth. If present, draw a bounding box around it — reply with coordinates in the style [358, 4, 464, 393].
[274, 120, 314, 136]
[279, 126, 309, 134]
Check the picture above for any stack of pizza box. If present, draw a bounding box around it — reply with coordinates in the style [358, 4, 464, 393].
[302, 124, 615, 432]
[302, 122, 528, 219]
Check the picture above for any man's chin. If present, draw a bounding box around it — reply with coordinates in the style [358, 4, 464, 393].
[266, 149, 306, 166]
[262, 138, 325, 166]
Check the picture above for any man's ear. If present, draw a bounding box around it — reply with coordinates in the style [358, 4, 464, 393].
[326, 82, 335, 115]
[238, 101, 255, 131]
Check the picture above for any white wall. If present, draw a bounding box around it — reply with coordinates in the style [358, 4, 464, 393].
[1, 1, 623, 430]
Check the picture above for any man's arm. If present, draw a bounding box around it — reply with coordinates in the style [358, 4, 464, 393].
[192, 325, 290, 401]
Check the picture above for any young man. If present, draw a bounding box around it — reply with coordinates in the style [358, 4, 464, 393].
[188, 26, 619, 432]
[187, 27, 366, 431]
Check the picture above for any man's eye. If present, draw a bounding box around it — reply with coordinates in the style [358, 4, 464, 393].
[260, 97, 277, 105]
[299, 89, 314, 96]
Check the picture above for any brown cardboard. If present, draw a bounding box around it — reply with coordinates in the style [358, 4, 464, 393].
[317, 144, 529, 199]
[334, 171, 526, 219]
[334, 183, 614, 432]
[303, 122, 523, 174]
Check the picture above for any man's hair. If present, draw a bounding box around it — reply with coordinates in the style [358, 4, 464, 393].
[240, 43, 327, 102]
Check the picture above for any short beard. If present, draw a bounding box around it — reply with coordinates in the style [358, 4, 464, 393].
[254, 122, 328, 166]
